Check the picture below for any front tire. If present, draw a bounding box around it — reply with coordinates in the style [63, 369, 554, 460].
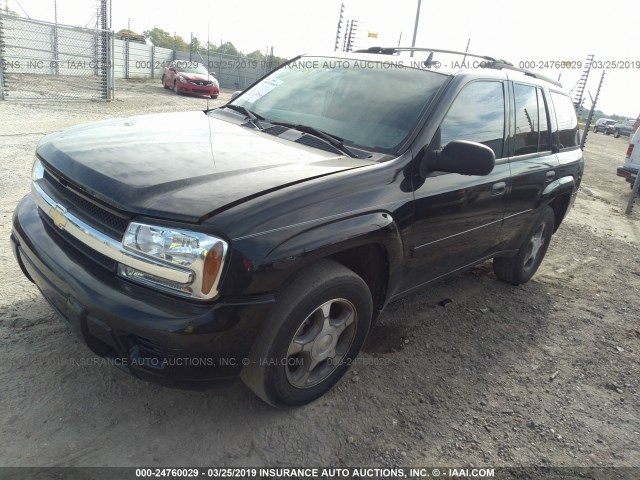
[493, 206, 555, 285]
[241, 260, 373, 407]
[162, 74, 169, 89]
[173, 81, 179, 94]
[614, 129, 621, 138]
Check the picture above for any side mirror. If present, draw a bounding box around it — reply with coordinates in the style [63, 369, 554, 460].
[230, 91, 242, 101]
[422, 140, 495, 177]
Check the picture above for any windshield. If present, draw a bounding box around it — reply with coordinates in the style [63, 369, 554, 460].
[230, 56, 448, 152]
[176, 62, 209, 75]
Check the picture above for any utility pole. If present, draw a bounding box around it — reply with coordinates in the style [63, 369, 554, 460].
[581, 69, 605, 150]
[334, 3, 344, 52]
[573, 54, 594, 117]
[347, 20, 358, 52]
[410, 0, 421, 57]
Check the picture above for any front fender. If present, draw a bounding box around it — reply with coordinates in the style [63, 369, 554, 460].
[264, 212, 405, 301]
[266, 212, 404, 264]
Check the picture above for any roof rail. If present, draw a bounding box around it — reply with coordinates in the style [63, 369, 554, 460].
[354, 47, 563, 88]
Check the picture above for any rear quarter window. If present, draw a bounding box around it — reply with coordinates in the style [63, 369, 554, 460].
[550, 92, 580, 150]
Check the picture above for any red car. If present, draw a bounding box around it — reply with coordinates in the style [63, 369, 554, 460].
[162, 61, 219, 98]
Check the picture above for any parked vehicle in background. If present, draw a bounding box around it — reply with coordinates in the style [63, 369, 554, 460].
[162, 61, 219, 98]
[607, 119, 634, 138]
[593, 118, 617, 134]
[11, 48, 584, 407]
[617, 127, 640, 188]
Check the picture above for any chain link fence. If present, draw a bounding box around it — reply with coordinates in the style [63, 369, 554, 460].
[0, 13, 282, 101]
[114, 42, 277, 91]
[0, 13, 112, 101]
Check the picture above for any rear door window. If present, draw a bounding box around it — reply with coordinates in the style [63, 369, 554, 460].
[512, 84, 551, 155]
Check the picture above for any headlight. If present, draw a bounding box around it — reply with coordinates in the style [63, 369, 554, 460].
[178, 76, 187, 83]
[120, 222, 227, 300]
[211, 77, 219, 87]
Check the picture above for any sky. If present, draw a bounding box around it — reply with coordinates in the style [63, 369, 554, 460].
[5, 0, 640, 118]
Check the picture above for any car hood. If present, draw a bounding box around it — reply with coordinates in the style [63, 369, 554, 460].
[36, 111, 374, 223]
[180, 72, 212, 82]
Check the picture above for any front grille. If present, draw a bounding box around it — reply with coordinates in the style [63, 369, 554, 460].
[40, 208, 117, 272]
[42, 170, 130, 239]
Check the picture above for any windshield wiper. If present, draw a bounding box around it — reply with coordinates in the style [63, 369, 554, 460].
[224, 104, 265, 129]
[266, 121, 359, 158]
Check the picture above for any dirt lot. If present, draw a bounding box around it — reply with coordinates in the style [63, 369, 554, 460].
[1, 79, 639, 471]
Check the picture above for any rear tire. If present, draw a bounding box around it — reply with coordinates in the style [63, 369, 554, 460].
[614, 129, 621, 138]
[241, 259, 373, 407]
[493, 206, 555, 285]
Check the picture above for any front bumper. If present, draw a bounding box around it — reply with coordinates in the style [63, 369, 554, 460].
[177, 81, 219, 97]
[617, 165, 638, 184]
[11, 194, 274, 386]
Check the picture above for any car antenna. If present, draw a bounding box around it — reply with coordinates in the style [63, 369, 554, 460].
[205, 23, 216, 167]
[206, 24, 210, 111]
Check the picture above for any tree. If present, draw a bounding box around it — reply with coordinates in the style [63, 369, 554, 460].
[246, 50, 265, 61]
[217, 42, 240, 56]
[143, 27, 188, 51]
[190, 36, 201, 53]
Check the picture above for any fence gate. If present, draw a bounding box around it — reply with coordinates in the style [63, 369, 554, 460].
[0, 14, 112, 101]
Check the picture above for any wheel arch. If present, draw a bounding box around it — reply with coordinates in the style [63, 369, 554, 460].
[264, 211, 405, 316]
[540, 175, 575, 232]
[547, 191, 572, 233]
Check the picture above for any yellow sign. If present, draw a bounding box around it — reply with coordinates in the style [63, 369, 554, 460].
[367, 32, 378, 38]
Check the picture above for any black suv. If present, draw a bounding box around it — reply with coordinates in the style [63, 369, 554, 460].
[11, 48, 583, 407]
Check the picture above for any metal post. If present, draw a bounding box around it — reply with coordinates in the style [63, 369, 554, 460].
[334, 3, 344, 52]
[410, 0, 421, 57]
[580, 70, 605, 149]
[124, 39, 129, 79]
[53, 0, 59, 74]
[341, 21, 350, 52]
[110, 31, 115, 100]
[150, 45, 155, 79]
[0, 13, 5, 100]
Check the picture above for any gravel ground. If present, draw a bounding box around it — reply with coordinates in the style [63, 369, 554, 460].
[0, 79, 639, 472]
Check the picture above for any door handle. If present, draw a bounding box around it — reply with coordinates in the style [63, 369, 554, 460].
[491, 182, 506, 196]
[545, 170, 556, 181]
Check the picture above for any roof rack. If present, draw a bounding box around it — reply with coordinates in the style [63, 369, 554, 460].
[354, 47, 563, 88]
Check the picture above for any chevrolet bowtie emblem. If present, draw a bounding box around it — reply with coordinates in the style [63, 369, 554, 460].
[50, 204, 67, 229]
